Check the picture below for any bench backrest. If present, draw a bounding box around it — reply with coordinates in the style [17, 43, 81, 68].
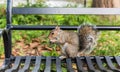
[5, 0, 120, 58]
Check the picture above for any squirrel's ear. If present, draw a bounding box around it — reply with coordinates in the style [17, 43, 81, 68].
[55, 26, 60, 30]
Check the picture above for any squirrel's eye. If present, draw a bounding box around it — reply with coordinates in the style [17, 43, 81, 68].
[51, 32, 54, 35]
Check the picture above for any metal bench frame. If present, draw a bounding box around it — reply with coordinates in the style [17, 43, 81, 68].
[1, 0, 120, 72]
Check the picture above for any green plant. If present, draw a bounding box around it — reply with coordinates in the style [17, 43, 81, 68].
[42, 44, 59, 56]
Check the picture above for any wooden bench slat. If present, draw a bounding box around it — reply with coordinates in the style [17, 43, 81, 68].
[44, 56, 51, 72]
[95, 56, 108, 72]
[105, 56, 120, 72]
[56, 57, 62, 72]
[11, 56, 21, 70]
[76, 57, 86, 72]
[12, 8, 120, 15]
[114, 56, 120, 67]
[85, 56, 98, 72]
[5, 56, 21, 72]
[32, 56, 41, 72]
[66, 58, 74, 72]
[18, 56, 31, 72]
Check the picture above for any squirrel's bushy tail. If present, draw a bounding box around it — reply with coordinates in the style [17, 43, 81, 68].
[78, 24, 100, 55]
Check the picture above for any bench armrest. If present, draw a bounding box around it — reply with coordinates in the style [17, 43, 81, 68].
[0, 29, 11, 58]
[0, 29, 11, 70]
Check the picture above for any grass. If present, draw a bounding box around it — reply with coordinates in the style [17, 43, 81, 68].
[92, 31, 120, 56]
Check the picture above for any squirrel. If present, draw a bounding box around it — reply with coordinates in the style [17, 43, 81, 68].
[48, 24, 99, 59]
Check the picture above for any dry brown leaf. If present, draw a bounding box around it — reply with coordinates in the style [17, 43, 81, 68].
[44, 45, 53, 51]
[30, 42, 39, 49]
[23, 44, 30, 49]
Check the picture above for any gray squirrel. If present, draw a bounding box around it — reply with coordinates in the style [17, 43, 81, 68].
[48, 24, 100, 59]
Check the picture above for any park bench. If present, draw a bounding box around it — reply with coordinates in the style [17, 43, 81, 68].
[1, 0, 120, 72]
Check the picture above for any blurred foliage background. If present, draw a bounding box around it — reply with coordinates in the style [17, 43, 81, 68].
[0, 0, 120, 58]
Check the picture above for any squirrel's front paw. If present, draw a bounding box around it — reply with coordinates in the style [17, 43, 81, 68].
[59, 56, 66, 60]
